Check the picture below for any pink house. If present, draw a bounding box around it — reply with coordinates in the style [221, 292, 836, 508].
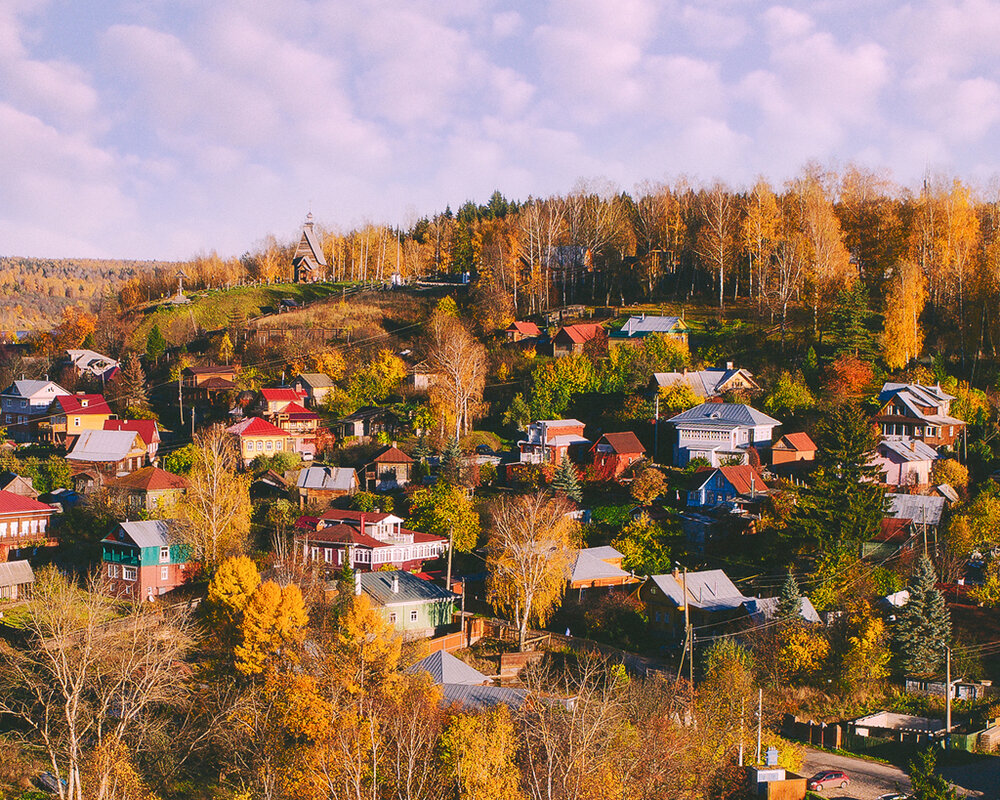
[872, 439, 939, 487]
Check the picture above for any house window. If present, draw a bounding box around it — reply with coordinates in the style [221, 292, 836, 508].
[3, 415, 9, 424]
[266, 440, 273, 452]
[108, 563, 120, 578]
[17, 416, 24, 424]
[0, 523, 5, 537]
[410, 610, 418, 623]
[276, 440, 283, 450]
[389, 612, 397, 624]
[122, 566, 137, 581]
[39, 519, 46, 533]
[73, 417, 80, 427]
[10, 522, 17, 536]
[160, 566, 169, 581]
[19, 400, 26, 409]
[256, 441, 263, 451]
[29, 520, 37, 535]
[160, 546, 169, 563]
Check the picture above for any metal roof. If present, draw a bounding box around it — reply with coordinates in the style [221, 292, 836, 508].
[648, 569, 748, 612]
[668, 402, 780, 428]
[569, 547, 631, 583]
[297, 466, 357, 491]
[440, 683, 527, 711]
[743, 596, 821, 624]
[66, 429, 140, 462]
[886, 493, 946, 526]
[105, 520, 170, 549]
[614, 315, 685, 338]
[295, 373, 336, 388]
[878, 439, 939, 462]
[359, 570, 455, 607]
[3, 380, 67, 399]
[0, 559, 33, 588]
[409, 650, 489, 686]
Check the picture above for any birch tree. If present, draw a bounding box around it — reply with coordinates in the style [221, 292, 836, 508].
[427, 312, 488, 439]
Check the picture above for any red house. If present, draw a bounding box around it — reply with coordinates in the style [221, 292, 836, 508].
[552, 323, 606, 357]
[0, 490, 58, 559]
[590, 432, 646, 478]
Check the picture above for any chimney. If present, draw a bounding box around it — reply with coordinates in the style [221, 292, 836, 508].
[354, 572, 362, 596]
[391, 573, 399, 594]
[726, 361, 734, 370]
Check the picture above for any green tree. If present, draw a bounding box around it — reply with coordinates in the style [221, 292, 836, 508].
[658, 382, 700, 413]
[529, 354, 595, 420]
[162, 443, 199, 475]
[409, 481, 480, 586]
[829, 281, 876, 359]
[778, 571, 803, 620]
[439, 437, 467, 485]
[347, 349, 406, 406]
[764, 371, 815, 416]
[145, 324, 166, 364]
[611, 512, 678, 576]
[552, 454, 582, 502]
[894, 555, 951, 675]
[908, 746, 959, 800]
[111, 352, 150, 417]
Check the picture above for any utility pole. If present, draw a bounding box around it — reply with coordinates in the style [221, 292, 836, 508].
[653, 393, 660, 464]
[178, 370, 183, 427]
[946, 645, 952, 748]
[683, 567, 692, 686]
[738, 696, 745, 767]
[755, 687, 763, 764]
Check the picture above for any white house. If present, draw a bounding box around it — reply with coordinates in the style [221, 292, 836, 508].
[667, 403, 780, 467]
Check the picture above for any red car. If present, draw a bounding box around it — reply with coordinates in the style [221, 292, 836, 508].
[808, 770, 850, 791]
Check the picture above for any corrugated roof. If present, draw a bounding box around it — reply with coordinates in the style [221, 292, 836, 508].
[104, 419, 160, 444]
[717, 465, 767, 496]
[295, 373, 336, 388]
[651, 368, 757, 398]
[53, 394, 112, 415]
[440, 683, 526, 711]
[104, 520, 170, 549]
[555, 323, 605, 344]
[613, 315, 685, 338]
[0, 560, 33, 588]
[66, 430, 140, 462]
[0, 489, 53, 515]
[507, 321, 542, 336]
[569, 547, 631, 583]
[297, 466, 357, 491]
[648, 569, 748, 612]
[409, 650, 489, 685]
[3, 380, 67, 399]
[879, 439, 939, 462]
[742, 596, 820, 624]
[227, 417, 288, 437]
[262, 388, 304, 402]
[370, 445, 414, 464]
[668, 402, 780, 428]
[886, 493, 945, 526]
[360, 570, 455, 606]
[321, 509, 399, 524]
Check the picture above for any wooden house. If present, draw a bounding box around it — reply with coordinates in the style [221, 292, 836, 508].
[771, 432, 816, 465]
[42, 394, 114, 447]
[103, 419, 161, 462]
[334, 406, 398, 441]
[0, 491, 58, 559]
[105, 467, 189, 515]
[0, 560, 34, 600]
[293, 213, 328, 282]
[609, 314, 688, 348]
[363, 445, 414, 491]
[297, 466, 358, 507]
[227, 417, 291, 467]
[182, 366, 238, 402]
[567, 546, 639, 594]
[505, 321, 542, 343]
[668, 402, 780, 467]
[552, 323, 606, 357]
[102, 520, 195, 601]
[875, 382, 965, 449]
[639, 568, 748, 639]
[354, 570, 455, 639]
[590, 432, 645, 478]
[66, 429, 148, 487]
[650, 364, 760, 401]
[518, 419, 590, 465]
[291, 373, 336, 408]
[0, 379, 70, 442]
[0, 472, 38, 500]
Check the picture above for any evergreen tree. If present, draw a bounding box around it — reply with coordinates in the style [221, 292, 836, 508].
[829, 281, 876, 358]
[552, 453, 582, 502]
[895, 555, 951, 675]
[789, 403, 886, 547]
[908, 747, 958, 800]
[778, 572, 803, 620]
[145, 324, 166, 364]
[113, 352, 150, 417]
[439, 437, 466, 485]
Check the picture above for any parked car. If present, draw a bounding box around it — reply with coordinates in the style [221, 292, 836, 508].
[876, 794, 909, 800]
[808, 770, 849, 791]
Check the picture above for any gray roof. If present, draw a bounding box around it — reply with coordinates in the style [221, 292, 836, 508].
[2, 379, 67, 399]
[360, 570, 455, 607]
[569, 547, 631, 583]
[106, 520, 170, 549]
[409, 650, 489, 686]
[67, 430, 139, 462]
[668, 402, 780, 429]
[296, 373, 336, 389]
[297, 466, 357, 491]
[302, 225, 327, 267]
[651, 368, 757, 399]
[743, 596, 821, 624]
[440, 683, 527, 711]
[878, 439, 939, 463]
[886, 493, 946, 526]
[648, 569, 748, 612]
[0, 559, 33, 588]
[613, 315, 684, 338]
[880, 382, 955, 405]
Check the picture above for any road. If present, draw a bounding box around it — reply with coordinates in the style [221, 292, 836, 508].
[802, 747, 998, 799]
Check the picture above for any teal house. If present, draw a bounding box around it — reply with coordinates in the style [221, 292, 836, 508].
[357, 570, 456, 639]
[101, 520, 195, 601]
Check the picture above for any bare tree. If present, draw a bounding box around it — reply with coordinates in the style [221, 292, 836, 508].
[696, 180, 737, 309]
[427, 313, 488, 440]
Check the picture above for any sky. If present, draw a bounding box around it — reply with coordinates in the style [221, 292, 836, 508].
[4, 0, 1000, 260]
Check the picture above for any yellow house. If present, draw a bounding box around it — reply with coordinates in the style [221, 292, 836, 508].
[227, 417, 291, 467]
[44, 394, 115, 447]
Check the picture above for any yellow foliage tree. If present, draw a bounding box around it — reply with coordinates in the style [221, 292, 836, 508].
[234, 581, 309, 676]
[334, 592, 402, 695]
[206, 555, 261, 649]
[439, 704, 524, 800]
[932, 458, 969, 494]
[838, 600, 890, 692]
[777, 626, 830, 682]
[882, 259, 927, 368]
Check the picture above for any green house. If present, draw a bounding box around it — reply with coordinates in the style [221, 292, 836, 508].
[357, 570, 456, 639]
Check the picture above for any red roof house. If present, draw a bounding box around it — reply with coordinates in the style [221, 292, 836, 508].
[106, 466, 189, 514]
[363, 445, 414, 491]
[104, 419, 161, 461]
[505, 321, 542, 342]
[260, 387, 307, 414]
[0, 490, 58, 559]
[771, 432, 817, 465]
[552, 323, 607, 357]
[590, 431, 646, 479]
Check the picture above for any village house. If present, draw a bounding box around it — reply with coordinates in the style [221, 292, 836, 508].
[875, 382, 965, 449]
[650, 363, 759, 400]
[505, 320, 542, 343]
[104, 419, 161, 462]
[668, 402, 781, 467]
[63, 349, 119, 381]
[551, 323, 606, 357]
[291, 373, 336, 408]
[269, 402, 321, 456]
[354, 570, 456, 639]
[519, 419, 591, 465]
[295, 509, 447, 572]
[609, 314, 688, 348]
[409, 650, 527, 711]
[102, 520, 194, 601]
[864, 493, 947, 558]
[362, 445, 414, 491]
[41, 394, 114, 447]
[66, 429, 148, 489]
[227, 417, 291, 467]
[0, 491, 58, 560]
[685, 465, 768, 509]
[407, 360, 433, 393]
[293, 212, 327, 282]
[742, 595, 821, 625]
[567, 546, 639, 596]
[770, 432, 817, 465]
[873, 438, 939, 487]
[639, 568, 749, 639]
[0, 472, 38, 500]
[589, 432, 646, 478]
[0, 379, 70, 442]
[297, 465, 358, 508]
[0, 560, 34, 601]
[258, 387, 308, 415]
[105, 467, 189, 515]
[334, 406, 398, 441]
[182, 365, 239, 402]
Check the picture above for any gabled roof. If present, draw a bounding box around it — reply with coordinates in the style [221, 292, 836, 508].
[647, 569, 748, 612]
[308, 523, 385, 548]
[555, 323, 605, 344]
[2, 380, 68, 399]
[66, 348, 119, 375]
[107, 466, 188, 492]
[409, 650, 489, 686]
[184, 365, 237, 375]
[440, 683, 527, 711]
[297, 466, 357, 491]
[339, 405, 393, 423]
[359, 570, 455, 606]
[612, 315, 686, 338]
[880, 382, 955, 406]
[370, 445, 414, 464]
[717, 465, 767, 496]
[320, 509, 402, 525]
[52, 394, 112, 415]
[668, 402, 780, 429]
[278, 401, 319, 420]
[103, 519, 170, 549]
[593, 432, 645, 455]
[0, 490, 55, 515]
[742, 595, 821, 624]
[66, 429, 141, 462]
[227, 417, 288, 438]
[773, 432, 816, 451]
[876, 517, 912, 544]
[507, 320, 542, 336]
[295, 216, 328, 267]
[878, 439, 939, 463]
[0, 560, 33, 588]
[199, 377, 238, 390]
[569, 546, 632, 584]
[886, 493, 946, 526]
[651, 368, 758, 399]
[295, 373, 336, 389]
[261, 388, 304, 403]
[104, 419, 160, 444]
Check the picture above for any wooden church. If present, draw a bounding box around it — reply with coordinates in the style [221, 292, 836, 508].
[293, 212, 327, 282]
